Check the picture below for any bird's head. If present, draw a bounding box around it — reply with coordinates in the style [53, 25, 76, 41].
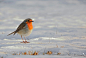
[25, 18, 34, 23]
[24, 18, 34, 30]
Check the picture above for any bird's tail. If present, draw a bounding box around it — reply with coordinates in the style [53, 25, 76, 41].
[7, 31, 16, 36]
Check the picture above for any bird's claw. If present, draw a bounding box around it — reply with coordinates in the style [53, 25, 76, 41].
[21, 41, 30, 43]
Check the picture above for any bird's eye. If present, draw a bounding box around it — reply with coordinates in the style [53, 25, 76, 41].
[28, 20, 29, 22]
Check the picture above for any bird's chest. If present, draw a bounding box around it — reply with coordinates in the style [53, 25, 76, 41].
[23, 24, 32, 32]
[17, 24, 32, 36]
[26, 23, 33, 30]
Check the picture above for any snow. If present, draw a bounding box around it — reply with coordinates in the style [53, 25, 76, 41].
[0, 0, 86, 58]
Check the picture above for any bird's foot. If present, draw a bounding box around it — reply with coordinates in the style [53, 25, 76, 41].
[24, 41, 30, 43]
[21, 41, 30, 43]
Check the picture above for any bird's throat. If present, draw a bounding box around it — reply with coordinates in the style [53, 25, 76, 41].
[27, 23, 33, 30]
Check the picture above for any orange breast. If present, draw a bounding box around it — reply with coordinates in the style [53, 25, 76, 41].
[26, 22, 33, 30]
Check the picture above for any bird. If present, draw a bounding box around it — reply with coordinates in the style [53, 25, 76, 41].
[7, 18, 34, 43]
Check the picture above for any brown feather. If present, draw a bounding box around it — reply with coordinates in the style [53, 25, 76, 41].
[7, 21, 26, 36]
[7, 31, 15, 36]
[15, 22, 26, 33]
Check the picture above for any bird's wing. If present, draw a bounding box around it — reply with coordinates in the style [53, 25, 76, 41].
[14, 22, 26, 34]
[7, 22, 26, 36]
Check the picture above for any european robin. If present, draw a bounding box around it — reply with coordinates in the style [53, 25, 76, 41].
[7, 18, 34, 43]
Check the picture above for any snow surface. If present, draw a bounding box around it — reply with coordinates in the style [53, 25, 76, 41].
[0, 0, 86, 58]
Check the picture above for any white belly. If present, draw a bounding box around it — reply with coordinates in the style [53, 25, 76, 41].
[17, 25, 32, 37]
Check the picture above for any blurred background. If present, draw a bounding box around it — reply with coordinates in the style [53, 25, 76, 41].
[0, 0, 86, 56]
[0, 0, 86, 40]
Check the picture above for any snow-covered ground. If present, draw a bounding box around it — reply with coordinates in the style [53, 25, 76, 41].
[0, 0, 86, 58]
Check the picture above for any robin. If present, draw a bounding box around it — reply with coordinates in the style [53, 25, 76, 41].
[7, 18, 34, 43]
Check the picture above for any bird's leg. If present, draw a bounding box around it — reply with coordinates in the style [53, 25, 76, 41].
[24, 37, 27, 43]
[24, 37, 27, 42]
[21, 35, 24, 42]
